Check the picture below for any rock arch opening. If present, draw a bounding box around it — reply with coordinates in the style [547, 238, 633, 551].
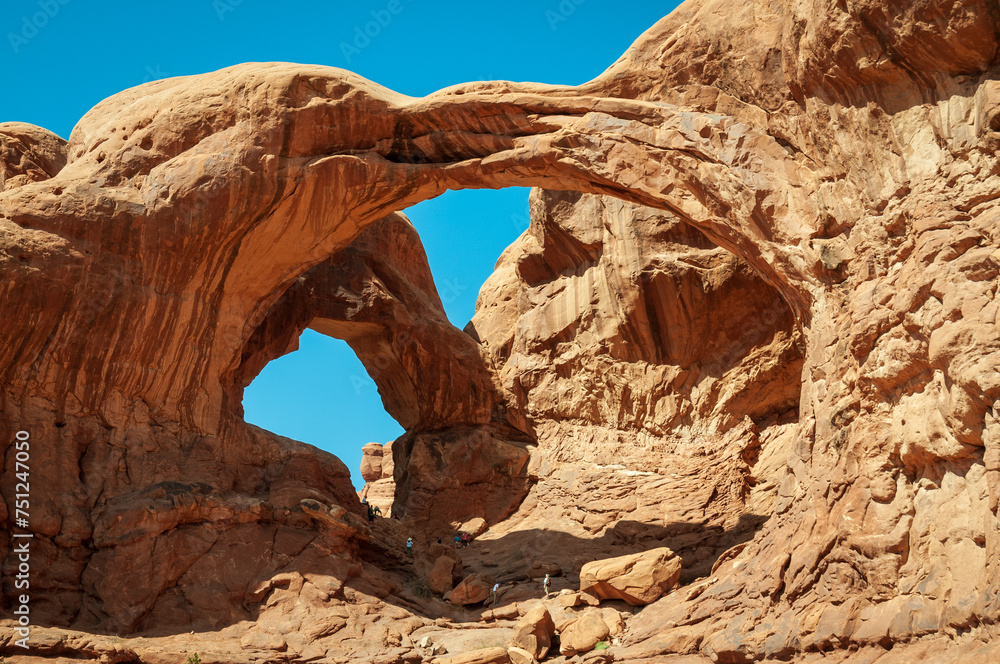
[242, 330, 404, 491]
[232, 178, 805, 591]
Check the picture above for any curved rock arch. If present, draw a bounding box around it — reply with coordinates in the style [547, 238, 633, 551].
[1, 64, 822, 435]
[2, 0, 1000, 658]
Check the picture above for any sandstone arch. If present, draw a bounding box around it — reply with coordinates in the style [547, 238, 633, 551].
[2, 0, 1000, 660]
[0, 64, 822, 436]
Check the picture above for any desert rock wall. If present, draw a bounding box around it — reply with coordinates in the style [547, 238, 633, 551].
[1, 0, 999, 661]
[470, 189, 803, 457]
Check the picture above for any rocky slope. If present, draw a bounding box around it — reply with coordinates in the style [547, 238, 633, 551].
[3, 0, 1000, 662]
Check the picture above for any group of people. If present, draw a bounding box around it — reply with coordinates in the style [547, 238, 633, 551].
[453, 531, 470, 548]
[363, 498, 382, 522]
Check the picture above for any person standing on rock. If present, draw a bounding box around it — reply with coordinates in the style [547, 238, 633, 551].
[406, 537, 413, 556]
[491, 582, 500, 606]
[543, 573, 551, 596]
[461, 532, 469, 547]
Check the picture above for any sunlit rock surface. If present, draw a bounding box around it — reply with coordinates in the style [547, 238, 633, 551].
[2, 0, 1000, 661]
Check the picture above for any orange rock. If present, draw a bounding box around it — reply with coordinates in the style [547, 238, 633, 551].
[429, 555, 458, 596]
[579, 548, 682, 606]
[3, 1, 1000, 661]
[506, 646, 535, 664]
[447, 574, 494, 606]
[509, 605, 556, 660]
[360, 442, 384, 482]
[558, 610, 611, 656]
[432, 647, 510, 664]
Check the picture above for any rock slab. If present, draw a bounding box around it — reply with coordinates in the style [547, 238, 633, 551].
[579, 547, 682, 606]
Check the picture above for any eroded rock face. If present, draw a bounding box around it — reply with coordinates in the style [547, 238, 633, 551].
[2, 0, 1000, 662]
[0, 122, 68, 191]
[469, 189, 803, 445]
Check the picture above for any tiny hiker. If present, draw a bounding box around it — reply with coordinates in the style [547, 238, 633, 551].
[491, 582, 500, 606]
[406, 537, 413, 556]
[543, 573, 551, 596]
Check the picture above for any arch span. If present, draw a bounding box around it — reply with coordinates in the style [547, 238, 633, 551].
[4, 0, 1000, 656]
[0, 65, 822, 433]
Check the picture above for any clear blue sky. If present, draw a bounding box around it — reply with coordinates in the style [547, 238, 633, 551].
[3, 0, 679, 489]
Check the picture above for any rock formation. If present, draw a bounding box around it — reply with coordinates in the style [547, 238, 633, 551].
[579, 547, 682, 605]
[2, 0, 1000, 662]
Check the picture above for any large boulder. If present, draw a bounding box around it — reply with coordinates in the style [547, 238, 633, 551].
[510, 605, 556, 660]
[505, 646, 535, 664]
[359, 442, 384, 482]
[447, 573, 494, 605]
[559, 609, 611, 656]
[579, 547, 681, 606]
[429, 555, 459, 595]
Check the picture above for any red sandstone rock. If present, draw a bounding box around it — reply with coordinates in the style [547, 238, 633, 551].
[505, 646, 536, 664]
[579, 547, 682, 606]
[432, 647, 510, 664]
[2, 1, 1000, 663]
[558, 610, 611, 657]
[447, 574, 494, 606]
[509, 604, 556, 660]
[429, 555, 459, 596]
[360, 442, 384, 482]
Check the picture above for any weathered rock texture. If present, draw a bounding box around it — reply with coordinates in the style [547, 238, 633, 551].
[2, 0, 1000, 662]
[579, 547, 682, 605]
[469, 188, 803, 447]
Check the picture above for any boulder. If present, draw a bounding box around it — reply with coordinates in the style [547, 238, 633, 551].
[558, 591, 581, 608]
[506, 646, 536, 664]
[556, 590, 598, 607]
[597, 607, 626, 636]
[510, 604, 556, 660]
[579, 547, 681, 606]
[559, 610, 611, 656]
[460, 517, 489, 538]
[447, 573, 493, 605]
[481, 603, 520, 622]
[360, 442, 384, 482]
[429, 555, 458, 595]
